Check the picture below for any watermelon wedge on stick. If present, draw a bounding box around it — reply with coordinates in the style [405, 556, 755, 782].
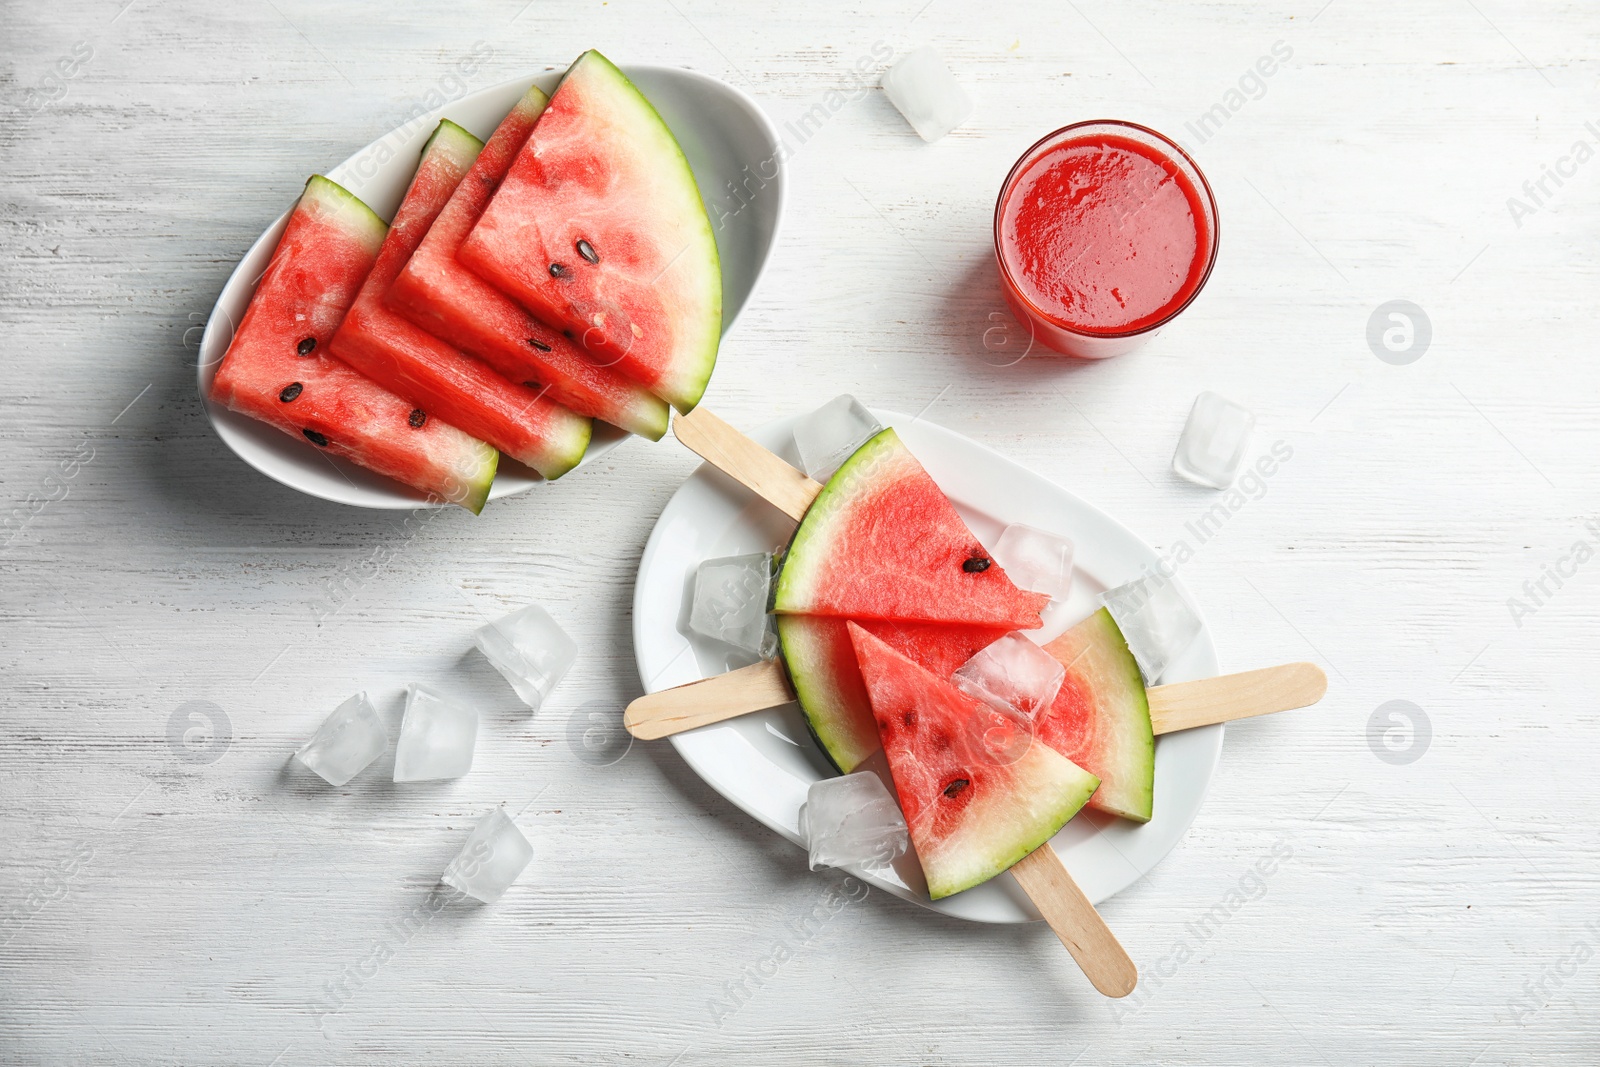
[773, 428, 1048, 630]
[1036, 608, 1156, 823]
[331, 120, 592, 480]
[848, 623, 1100, 900]
[625, 409, 1326, 760]
[458, 50, 722, 414]
[618, 406, 1324, 998]
[208, 175, 497, 512]
[387, 84, 671, 441]
[847, 623, 1136, 997]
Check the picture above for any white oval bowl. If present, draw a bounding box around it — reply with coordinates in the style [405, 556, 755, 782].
[197, 65, 785, 510]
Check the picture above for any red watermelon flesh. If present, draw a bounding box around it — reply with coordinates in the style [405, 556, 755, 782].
[208, 175, 497, 512]
[386, 85, 670, 441]
[777, 615, 1013, 775]
[848, 623, 1100, 900]
[330, 121, 592, 480]
[773, 428, 1047, 630]
[1035, 608, 1156, 823]
[457, 50, 721, 414]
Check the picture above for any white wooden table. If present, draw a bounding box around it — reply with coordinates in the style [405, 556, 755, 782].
[4, 1, 1596, 1062]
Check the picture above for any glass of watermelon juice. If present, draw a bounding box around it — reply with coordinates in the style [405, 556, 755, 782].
[993, 120, 1218, 359]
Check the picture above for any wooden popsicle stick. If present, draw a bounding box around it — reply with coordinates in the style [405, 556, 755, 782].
[624, 658, 794, 740]
[1010, 845, 1138, 998]
[673, 407, 823, 523]
[625, 659, 1327, 741]
[1147, 661, 1326, 736]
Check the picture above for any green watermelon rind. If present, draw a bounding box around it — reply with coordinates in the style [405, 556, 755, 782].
[419, 118, 485, 163]
[301, 175, 387, 253]
[771, 426, 900, 615]
[1062, 608, 1156, 823]
[774, 616, 858, 775]
[438, 446, 498, 515]
[535, 412, 592, 480]
[574, 50, 722, 413]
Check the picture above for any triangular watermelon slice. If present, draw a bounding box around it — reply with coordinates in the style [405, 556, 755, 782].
[773, 428, 1047, 630]
[848, 624, 1100, 900]
[330, 121, 592, 480]
[777, 615, 1012, 774]
[1035, 608, 1156, 823]
[209, 175, 497, 512]
[386, 85, 670, 440]
[457, 50, 721, 414]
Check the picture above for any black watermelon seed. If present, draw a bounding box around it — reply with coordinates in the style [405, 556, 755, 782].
[562, 329, 575, 341]
[279, 382, 303, 403]
[943, 778, 970, 799]
[526, 338, 553, 352]
[576, 238, 599, 264]
[548, 262, 570, 279]
[962, 557, 992, 573]
[901, 711, 916, 728]
[296, 337, 316, 357]
[408, 409, 427, 428]
[302, 429, 329, 447]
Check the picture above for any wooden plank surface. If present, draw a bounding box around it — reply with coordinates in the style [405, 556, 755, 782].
[3, 0, 1598, 1062]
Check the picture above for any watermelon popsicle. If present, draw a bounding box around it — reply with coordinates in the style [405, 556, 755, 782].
[669, 408, 1136, 995]
[626, 407, 1326, 754]
[624, 404, 1328, 996]
[843, 624, 1141, 1000]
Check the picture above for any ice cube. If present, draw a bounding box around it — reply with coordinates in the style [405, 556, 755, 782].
[689, 552, 776, 657]
[880, 46, 974, 143]
[440, 807, 533, 904]
[474, 603, 578, 712]
[799, 772, 909, 872]
[952, 632, 1066, 722]
[993, 523, 1075, 602]
[393, 683, 478, 783]
[1101, 574, 1202, 684]
[293, 692, 387, 787]
[1172, 391, 1255, 489]
[792, 394, 883, 482]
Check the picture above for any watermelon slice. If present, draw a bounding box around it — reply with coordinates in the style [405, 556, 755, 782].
[209, 175, 497, 512]
[387, 85, 670, 441]
[848, 624, 1100, 900]
[777, 615, 1011, 774]
[330, 121, 592, 480]
[773, 428, 1047, 630]
[1035, 608, 1156, 823]
[457, 50, 721, 414]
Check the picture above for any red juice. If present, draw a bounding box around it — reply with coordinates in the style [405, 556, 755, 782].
[994, 121, 1218, 358]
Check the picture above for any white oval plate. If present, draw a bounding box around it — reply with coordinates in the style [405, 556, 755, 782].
[632, 410, 1223, 921]
[197, 66, 785, 510]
